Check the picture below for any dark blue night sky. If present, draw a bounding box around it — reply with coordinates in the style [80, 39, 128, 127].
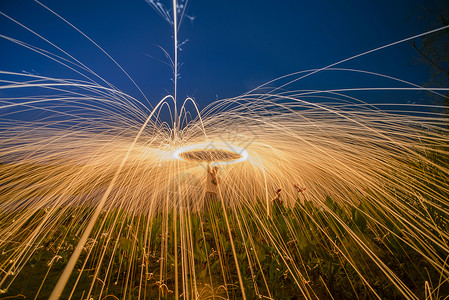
[0, 0, 447, 116]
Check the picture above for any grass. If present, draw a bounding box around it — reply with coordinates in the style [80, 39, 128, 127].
[1, 191, 447, 299]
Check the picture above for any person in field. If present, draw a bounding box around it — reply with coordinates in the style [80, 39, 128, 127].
[204, 164, 220, 213]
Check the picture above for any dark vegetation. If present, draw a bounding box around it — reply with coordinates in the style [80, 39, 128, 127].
[1, 190, 447, 299]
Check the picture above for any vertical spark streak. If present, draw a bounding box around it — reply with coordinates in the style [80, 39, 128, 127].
[172, 0, 179, 137]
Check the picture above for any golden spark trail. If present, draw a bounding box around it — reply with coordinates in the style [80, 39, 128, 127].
[0, 1, 448, 299]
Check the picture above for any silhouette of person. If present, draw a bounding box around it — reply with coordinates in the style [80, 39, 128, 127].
[204, 164, 219, 212]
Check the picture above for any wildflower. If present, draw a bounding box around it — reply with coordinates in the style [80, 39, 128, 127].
[271, 189, 283, 205]
[294, 184, 306, 193]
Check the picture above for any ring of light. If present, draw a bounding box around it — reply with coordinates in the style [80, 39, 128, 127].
[174, 143, 248, 165]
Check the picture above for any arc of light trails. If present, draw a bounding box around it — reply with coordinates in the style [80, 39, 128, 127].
[0, 11, 117, 102]
[31, 0, 153, 109]
[0, 4, 446, 300]
[48, 96, 169, 299]
[245, 24, 449, 95]
[0, 80, 146, 119]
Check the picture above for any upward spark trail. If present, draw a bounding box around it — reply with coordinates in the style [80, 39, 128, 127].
[172, 0, 179, 137]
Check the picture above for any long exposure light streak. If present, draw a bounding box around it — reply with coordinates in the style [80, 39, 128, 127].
[0, 1, 448, 299]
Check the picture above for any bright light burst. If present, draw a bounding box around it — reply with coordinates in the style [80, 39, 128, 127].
[0, 1, 449, 299]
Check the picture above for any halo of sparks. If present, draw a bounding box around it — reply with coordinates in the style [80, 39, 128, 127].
[0, 1, 448, 300]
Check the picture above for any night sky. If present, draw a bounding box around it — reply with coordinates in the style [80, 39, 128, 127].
[0, 0, 447, 117]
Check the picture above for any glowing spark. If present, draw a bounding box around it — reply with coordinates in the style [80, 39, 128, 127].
[174, 142, 249, 165]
